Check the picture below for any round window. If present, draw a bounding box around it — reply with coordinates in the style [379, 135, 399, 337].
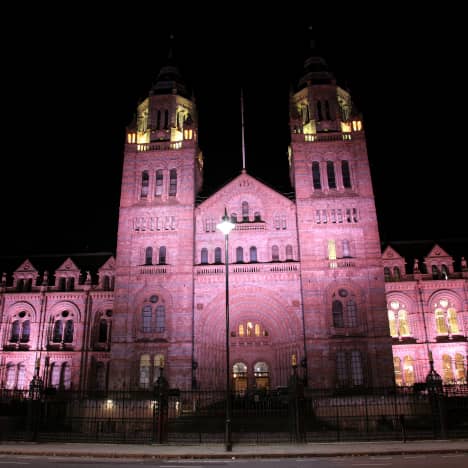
[150, 295, 159, 303]
[338, 289, 348, 297]
[62, 310, 69, 318]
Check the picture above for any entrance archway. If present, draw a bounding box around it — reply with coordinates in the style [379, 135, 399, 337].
[254, 361, 269, 390]
[233, 362, 247, 395]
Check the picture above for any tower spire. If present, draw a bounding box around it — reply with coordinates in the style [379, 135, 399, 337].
[241, 89, 246, 172]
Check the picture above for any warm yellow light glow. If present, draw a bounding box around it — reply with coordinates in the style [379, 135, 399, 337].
[328, 240, 336, 260]
[291, 354, 297, 366]
[127, 133, 136, 144]
[341, 122, 352, 133]
[106, 399, 113, 409]
[352, 120, 362, 131]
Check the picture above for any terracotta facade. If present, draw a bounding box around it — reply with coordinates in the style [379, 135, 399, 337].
[0, 52, 466, 392]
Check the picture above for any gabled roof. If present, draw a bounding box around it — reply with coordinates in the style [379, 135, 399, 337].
[424, 244, 452, 262]
[382, 245, 404, 261]
[196, 171, 294, 212]
[98, 256, 116, 272]
[14, 259, 38, 275]
[55, 257, 80, 274]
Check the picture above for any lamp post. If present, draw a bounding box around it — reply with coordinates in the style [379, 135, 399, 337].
[217, 208, 235, 452]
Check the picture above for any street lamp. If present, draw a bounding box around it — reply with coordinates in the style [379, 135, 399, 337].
[217, 208, 235, 452]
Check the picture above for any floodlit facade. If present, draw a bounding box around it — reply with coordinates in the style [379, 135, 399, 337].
[0, 50, 466, 393]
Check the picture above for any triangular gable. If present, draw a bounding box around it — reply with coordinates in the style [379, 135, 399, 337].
[55, 257, 80, 273]
[424, 244, 452, 262]
[98, 256, 115, 272]
[14, 259, 38, 275]
[382, 246, 403, 261]
[197, 171, 294, 213]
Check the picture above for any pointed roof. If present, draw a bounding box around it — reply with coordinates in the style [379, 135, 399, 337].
[382, 245, 403, 261]
[14, 259, 38, 275]
[98, 256, 116, 272]
[197, 171, 295, 212]
[55, 257, 80, 274]
[424, 244, 453, 264]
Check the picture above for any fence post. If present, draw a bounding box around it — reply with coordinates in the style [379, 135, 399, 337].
[153, 367, 169, 443]
[26, 374, 43, 441]
[288, 361, 305, 442]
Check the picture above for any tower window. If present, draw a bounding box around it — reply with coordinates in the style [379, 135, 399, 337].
[327, 161, 336, 189]
[316, 101, 323, 121]
[249, 246, 257, 263]
[325, 100, 332, 120]
[155, 170, 163, 196]
[145, 247, 153, 265]
[159, 246, 167, 265]
[141, 171, 149, 198]
[169, 169, 177, 196]
[242, 201, 249, 222]
[164, 109, 169, 129]
[341, 161, 352, 188]
[156, 110, 161, 129]
[312, 162, 321, 190]
[201, 248, 208, 265]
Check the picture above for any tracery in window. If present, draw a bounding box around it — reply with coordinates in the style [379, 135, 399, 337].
[387, 300, 411, 337]
[434, 298, 459, 335]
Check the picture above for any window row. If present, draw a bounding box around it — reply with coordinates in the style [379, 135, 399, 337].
[387, 299, 461, 338]
[393, 354, 466, 386]
[139, 353, 166, 388]
[143, 246, 167, 266]
[3, 361, 72, 390]
[13, 274, 114, 292]
[140, 169, 177, 199]
[134, 216, 176, 232]
[199, 245, 295, 264]
[327, 239, 352, 260]
[312, 160, 352, 191]
[5, 311, 112, 348]
[231, 321, 268, 338]
[140, 295, 165, 334]
[315, 208, 358, 224]
[336, 350, 364, 387]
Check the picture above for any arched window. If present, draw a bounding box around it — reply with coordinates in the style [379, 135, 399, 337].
[441, 264, 449, 279]
[341, 160, 352, 188]
[238, 324, 244, 337]
[164, 109, 169, 129]
[388, 310, 397, 337]
[312, 161, 321, 190]
[254, 211, 261, 221]
[142, 305, 152, 333]
[403, 356, 415, 386]
[442, 355, 454, 383]
[384, 267, 392, 282]
[156, 110, 161, 129]
[98, 319, 108, 343]
[155, 305, 165, 332]
[342, 239, 351, 258]
[141, 171, 149, 198]
[327, 161, 336, 189]
[233, 362, 247, 376]
[5, 364, 16, 389]
[201, 248, 208, 265]
[155, 170, 163, 196]
[153, 354, 165, 382]
[242, 201, 249, 222]
[17, 365, 26, 389]
[169, 169, 177, 196]
[139, 354, 151, 389]
[145, 247, 153, 265]
[397, 310, 410, 336]
[214, 247, 222, 264]
[10, 320, 20, 342]
[53, 320, 63, 342]
[347, 300, 358, 327]
[159, 246, 166, 265]
[350, 351, 363, 385]
[236, 247, 244, 263]
[62, 363, 71, 389]
[447, 307, 460, 334]
[435, 308, 448, 334]
[272, 245, 279, 262]
[249, 246, 257, 263]
[286, 245, 293, 261]
[336, 351, 347, 385]
[64, 320, 74, 343]
[50, 363, 60, 388]
[230, 213, 237, 223]
[455, 354, 466, 383]
[393, 357, 402, 386]
[332, 300, 344, 328]
[432, 265, 440, 279]
[393, 267, 401, 280]
[66, 277, 74, 291]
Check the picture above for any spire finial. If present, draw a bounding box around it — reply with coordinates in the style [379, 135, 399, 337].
[241, 89, 246, 172]
[168, 34, 175, 60]
[308, 25, 316, 50]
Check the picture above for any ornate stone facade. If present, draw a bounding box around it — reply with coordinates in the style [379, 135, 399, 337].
[0, 51, 466, 392]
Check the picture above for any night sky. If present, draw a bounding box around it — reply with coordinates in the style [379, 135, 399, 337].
[1, 9, 466, 257]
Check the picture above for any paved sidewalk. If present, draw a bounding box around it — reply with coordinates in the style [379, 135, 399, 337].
[1, 440, 468, 459]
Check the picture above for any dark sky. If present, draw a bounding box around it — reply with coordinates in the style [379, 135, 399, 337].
[1, 9, 466, 256]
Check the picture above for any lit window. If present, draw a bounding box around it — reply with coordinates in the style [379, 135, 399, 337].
[442, 355, 454, 384]
[455, 354, 466, 383]
[139, 354, 151, 389]
[403, 356, 415, 386]
[393, 357, 402, 386]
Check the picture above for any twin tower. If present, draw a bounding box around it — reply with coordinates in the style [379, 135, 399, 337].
[109, 49, 393, 391]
